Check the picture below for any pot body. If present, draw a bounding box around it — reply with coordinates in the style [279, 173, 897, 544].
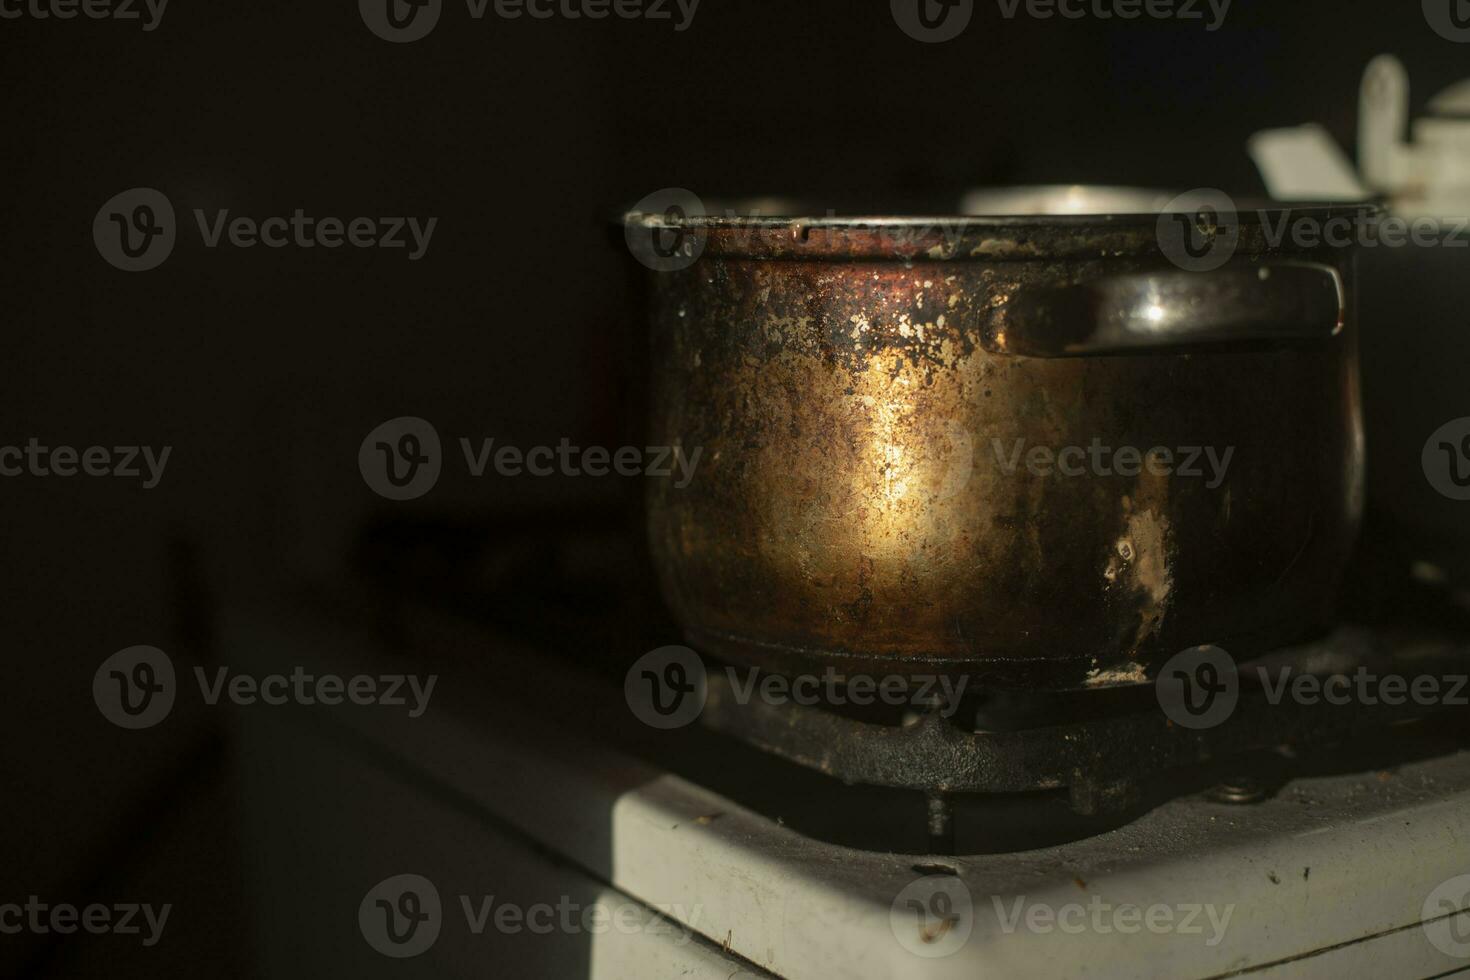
[640, 209, 1366, 690]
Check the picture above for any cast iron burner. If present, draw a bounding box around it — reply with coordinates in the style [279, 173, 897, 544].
[697, 628, 1469, 854]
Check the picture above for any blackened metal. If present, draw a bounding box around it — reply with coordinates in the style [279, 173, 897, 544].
[1209, 777, 1268, 805]
[699, 631, 1466, 814]
[637, 197, 1376, 691]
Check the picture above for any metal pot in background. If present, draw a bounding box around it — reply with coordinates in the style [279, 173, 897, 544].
[1252, 56, 1470, 588]
[626, 190, 1369, 691]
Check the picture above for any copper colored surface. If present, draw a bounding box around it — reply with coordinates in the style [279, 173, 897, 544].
[639, 210, 1366, 690]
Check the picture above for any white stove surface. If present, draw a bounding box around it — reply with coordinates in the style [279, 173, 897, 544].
[230, 604, 1470, 979]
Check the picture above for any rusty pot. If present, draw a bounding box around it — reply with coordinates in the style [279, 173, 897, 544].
[626, 189, 1371, 691]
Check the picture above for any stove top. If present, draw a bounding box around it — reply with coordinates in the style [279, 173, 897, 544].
[221, 513, 1470, 977]
[225, 584, 1470, 978]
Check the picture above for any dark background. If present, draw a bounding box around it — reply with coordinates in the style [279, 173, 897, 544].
[2, 0, 1466, 975]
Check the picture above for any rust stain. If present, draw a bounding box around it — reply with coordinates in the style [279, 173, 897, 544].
[642, 217, 1362, 689]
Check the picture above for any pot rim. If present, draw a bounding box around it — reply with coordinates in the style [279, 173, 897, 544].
[619, 187, 1381, 261]
[620, 186, 1380, 229]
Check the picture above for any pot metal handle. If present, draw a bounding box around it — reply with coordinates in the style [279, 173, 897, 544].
[989, 262, 1346, 357]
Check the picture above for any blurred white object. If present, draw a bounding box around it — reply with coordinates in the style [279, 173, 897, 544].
[958, 185, 1173, 215]
[1250, 54, 1470, 221]
[1247, 124, 1368, 200]
[1357, 54, 1470, 220]
[1357, 55, 1410, 194]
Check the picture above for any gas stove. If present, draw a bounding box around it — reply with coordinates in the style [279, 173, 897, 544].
[226, 515, 1470, 978]
[692, 626, 1468, 855]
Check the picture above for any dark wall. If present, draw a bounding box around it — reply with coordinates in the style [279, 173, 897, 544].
[2, 0, 1466, 974]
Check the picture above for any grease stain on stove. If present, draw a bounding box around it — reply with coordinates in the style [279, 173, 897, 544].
[1086, 661, 1149, 688]
[912, 863, 959, 877]
[920, 917, 957, 944]
[671, 811, 726, 831]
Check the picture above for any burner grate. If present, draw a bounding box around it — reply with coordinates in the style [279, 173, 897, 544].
[699, 630, 1469, 852]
